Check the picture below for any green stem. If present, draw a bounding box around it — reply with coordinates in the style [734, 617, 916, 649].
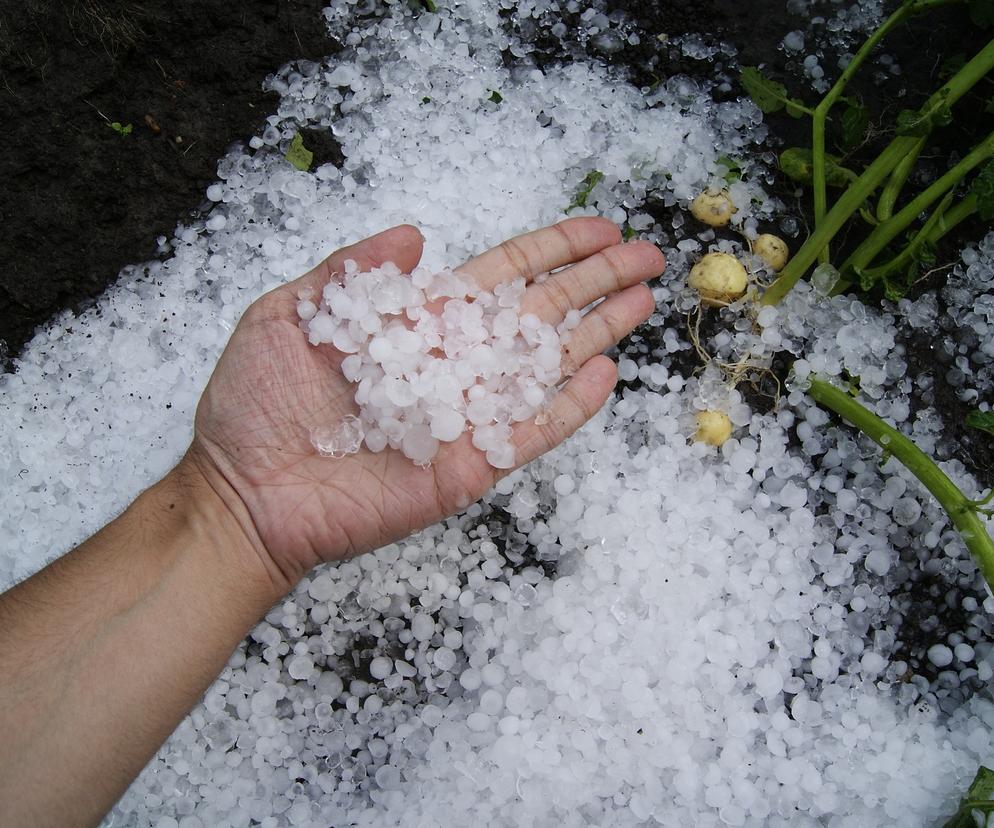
[808, 377, 994, 589]
[842, 129, 994, 277]
[810, 0, 960, 263]
[876, 135, 926, 222]
[851, 191, 954, 286]
[764, 36, 994, 305]
[763, 139, 918, 304]
[835, 194, 977, 292]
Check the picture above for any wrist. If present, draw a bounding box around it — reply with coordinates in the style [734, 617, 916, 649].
[164, 446, 296, 607]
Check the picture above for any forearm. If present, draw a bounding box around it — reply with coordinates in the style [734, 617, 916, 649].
[0, 457, 288, 827]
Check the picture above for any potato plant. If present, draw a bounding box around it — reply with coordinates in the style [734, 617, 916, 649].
[697, 0, 994, 595]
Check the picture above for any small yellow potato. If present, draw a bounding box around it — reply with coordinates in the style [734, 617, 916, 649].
[753, 234, 790, 271]
[688, 252, 748, 306]
[690, 190, 737, 227]
[695, 410, 733, 446]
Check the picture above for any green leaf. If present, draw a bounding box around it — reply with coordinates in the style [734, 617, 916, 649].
[841, 101, 870, 149]
[488, 90, 503, 104]
[882, 276, 906, 302]
[715, 154, 743, 183]
[967, 410, 994, 436]
[622, 224, 637, 241]
[969, 0, 994, 27]
[896, 109, 930, 137]
[740, 67, 811, 117]
[421, 0, 438, 11]
[779, 147, 857, 188]
[109, 121, 133, 137]
[971, 160, 994, 221]
[567, 170, 604, 210]
[986, 96, 994, 115]
[896, 104, 952, 137]
[784, 99, 808, 119]
[421, 96, 431, 104]
[284, 133, 313, 172]
[942, 766, 994, 828]
[916, 238, 938, 267]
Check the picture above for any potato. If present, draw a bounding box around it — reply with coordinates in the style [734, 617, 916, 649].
[694, 410, 733, 446]
[753, 234, 790, 272]
[690, 190, 737, 227]
[688, 252, 748, 306]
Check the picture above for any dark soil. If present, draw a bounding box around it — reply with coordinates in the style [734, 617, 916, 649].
[0, 0, 338, 364]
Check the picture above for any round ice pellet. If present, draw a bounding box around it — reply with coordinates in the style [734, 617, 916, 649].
[369, 656, 393, 680]
[434, 647, 457, 672]
[927, 644, 953, 667]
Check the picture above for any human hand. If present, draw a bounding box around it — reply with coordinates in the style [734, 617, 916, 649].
[184, 218, 664, 591]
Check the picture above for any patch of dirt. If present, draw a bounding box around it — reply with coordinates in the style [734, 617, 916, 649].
[901, 324, 994, 484]
[0, 0, 337, 363]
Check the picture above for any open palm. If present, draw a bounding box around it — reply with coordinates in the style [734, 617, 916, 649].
[188, 219, 664, 586]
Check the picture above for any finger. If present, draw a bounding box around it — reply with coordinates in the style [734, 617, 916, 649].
[509, 355, 618, 469]
[560, 284, 656, 377]
[292, 223, 424, 298]
[520, 240, 664, 324]
[458, 217, 621, 291]
[254, 224, 425, 320]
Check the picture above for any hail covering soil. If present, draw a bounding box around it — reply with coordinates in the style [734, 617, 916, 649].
[2, 2, 993, 826]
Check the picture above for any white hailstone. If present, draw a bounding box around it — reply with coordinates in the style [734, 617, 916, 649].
[401, 425, 439, 466]
[310, 415, 365, 458]
[286, 654, 315, 681]
[927, 645, 954, 668]
[467, 712, 492, 732]
[891, 497, 922, 527]
[296, 299, 318, 321]
[316, 671, 343, 700]
[480, 663, 506, 686]
[618, 358, 639, 381]
[754, 666, 784, 698]
[486, 443, 516, 470]
[860, 652, 887, 674]
[954, 643, 975, 663]
[411, 614, 435, 643]
[369, 656, 393, 680]
[864, 548, 891, 576]
[429, 407, 466, 442]
[459, 668, 482, 691]
[480, 689, 504, 715]
[300, 263, 563, 467]
[434, 647, 457, 672]
[505, 686, 529, 715]
[374, 765, 402, 790]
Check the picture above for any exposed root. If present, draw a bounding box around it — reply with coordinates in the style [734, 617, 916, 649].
[686, 305, 782, 406]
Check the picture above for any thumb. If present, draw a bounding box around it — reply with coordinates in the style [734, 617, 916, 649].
[255, 224, 426, 321]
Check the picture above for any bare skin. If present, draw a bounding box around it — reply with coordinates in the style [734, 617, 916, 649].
[0, 218, 664, 827]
